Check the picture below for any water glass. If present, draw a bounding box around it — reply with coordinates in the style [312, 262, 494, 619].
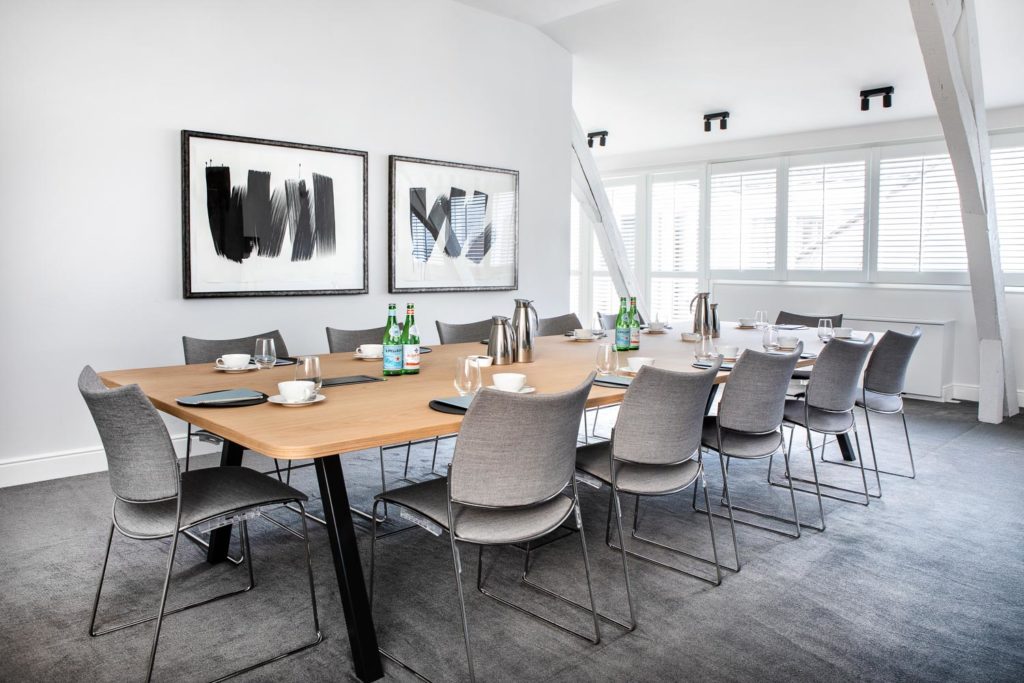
[755, 310, 769, 329]
[694, 334, 717, 361]
[254, 338, 277, 369]
[762, 325, 780, 352]
[817, 318, 834, 343]
[595, 343, 618, 375]
[454, 356, 482, 397]
[294, 356, 322, 393]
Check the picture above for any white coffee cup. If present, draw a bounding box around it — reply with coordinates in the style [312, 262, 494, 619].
[627, 356, 655, 372]
[216, 354, 250, 370]
[356, 343, 383, 357]
[718, 345, 739, 359]
[467, 355, 493, 367]
[834, 327, 853, 339]
[573, 328, 595, 340]
[739, 318, 755, 327]
[648, 321, 667, 332]
[778, 335, 799, 350]
[492, 372, 526, 392]
[278, 380, 315, 403]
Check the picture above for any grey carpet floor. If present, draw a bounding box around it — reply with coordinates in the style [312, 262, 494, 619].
[1, 399, 1023, 682]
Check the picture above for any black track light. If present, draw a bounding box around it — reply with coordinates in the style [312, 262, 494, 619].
[703, 111, 730, 132]
[587, 130, 608, 148]
[861, 97, 870, 111]
[860, 86, 895, 111]
[704, 119, 712, 132]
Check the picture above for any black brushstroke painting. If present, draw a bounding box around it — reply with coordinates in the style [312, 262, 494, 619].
[289, 179, 315, 262]
[312, 173, 336, 257]
[408, 186, 494, 262]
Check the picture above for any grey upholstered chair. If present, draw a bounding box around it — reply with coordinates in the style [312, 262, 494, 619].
[435, 318, 493, 344]
[598, 310, 644, 330]
[181, 330, 290, 471]
[821, 327, 922, 491]
[369, 375, 599, 682]
[574, 362, 724, 629]
[696, 345, 804, 569]
[538, 312, 583, 336]
[775, 311, 843, 328]
[325, 325, 386, 353]
[774, 334, 876, 515]
[78, 366, 320, 682]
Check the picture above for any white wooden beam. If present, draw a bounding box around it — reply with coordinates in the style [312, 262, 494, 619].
[910, 0, 1019, 422]
[570, 112, 650, 321]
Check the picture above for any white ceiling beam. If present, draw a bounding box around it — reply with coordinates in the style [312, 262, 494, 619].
[909, 0, 1019, 422]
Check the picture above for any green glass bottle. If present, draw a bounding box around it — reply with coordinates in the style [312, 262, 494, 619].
[629, 296, 641, 350]
[400, 303, 420, 374]
[382, 303, 403, 376]
[614, 296, 631, 351]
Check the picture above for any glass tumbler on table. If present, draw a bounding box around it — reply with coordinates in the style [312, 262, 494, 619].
[817, 318, 834, 343]
[762, 325, 780, 352]
[454, 356, 482, 396]
[596, 343, 617, 375]
[694, 334, 716, 362]
[295, 356, 322, 394]
[755, 310, 769, 329]
[254, 338, 277, 369]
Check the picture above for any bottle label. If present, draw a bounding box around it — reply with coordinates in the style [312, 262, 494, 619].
[630, 327, 640, 347]
[383, 345, 403, 371]
[403, 344, 420, 371]
[615, 329, 631, 349]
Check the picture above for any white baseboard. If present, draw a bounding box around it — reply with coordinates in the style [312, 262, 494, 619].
[0, 433, 204, 489]
[948, 383, 1024, 406]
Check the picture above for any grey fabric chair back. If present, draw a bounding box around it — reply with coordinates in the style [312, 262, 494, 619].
[863, 327, 922, 395]
[718, 345, 803, 434]
[435, 318, 493, 345]
[776, 311, 843, 328]
[78, 366, 179, 503]
[449, 373, 595, 508]
[326, 326, 386, 353]
[597, 312, 617, 330]
[538, 313, 582, 336]
[613, 362, 721, 466]
[806, 335, 876, 412]
[182, 330, 289, 364]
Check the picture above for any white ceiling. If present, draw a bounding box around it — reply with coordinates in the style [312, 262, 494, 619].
[456, 0, 1024, 155]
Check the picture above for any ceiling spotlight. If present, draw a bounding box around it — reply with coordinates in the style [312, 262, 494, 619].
[587, 130, 608, 148]
[703, 111, 730, 132]
[860, 86, 895, 111]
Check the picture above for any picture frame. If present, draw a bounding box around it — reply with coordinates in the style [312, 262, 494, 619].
[182, 130, 368, 298]
[389, 155, 518, 293]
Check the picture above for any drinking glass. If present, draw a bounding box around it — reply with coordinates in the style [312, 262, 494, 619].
[817, 318, 834, 343]
[755, 310, 769, 329]
[694, 334, 716, 362]
[762, 325, 780, 352]
[454, 356, 483, 397]
[595, 343, 617, 375]
[254, 338, 277, 369]
[295, 356, 322, 394]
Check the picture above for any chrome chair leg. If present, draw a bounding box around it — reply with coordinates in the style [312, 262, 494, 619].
[776, 427, 872, 507]
[450, 538, 476, 682]
[145, 520, 182, 682]
[822, 407, 916, 479]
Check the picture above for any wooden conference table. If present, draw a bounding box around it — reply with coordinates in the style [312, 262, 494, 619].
[99, 323, 837, 682]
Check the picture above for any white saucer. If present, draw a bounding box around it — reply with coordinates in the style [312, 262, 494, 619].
[569, 336, 597, 342]
[643, 329, 668, 335]
[722, 356, 738, 362]
[268, 394, 327, 407]
[353, 353, 383, 361]
[487, 385, 536, 394]
[736, 325, 756, 330]
[214, 364, 258, 373]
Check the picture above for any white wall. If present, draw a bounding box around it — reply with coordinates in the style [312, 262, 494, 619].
[593, 107, 1024, 409]
[0, 0, 572, 485]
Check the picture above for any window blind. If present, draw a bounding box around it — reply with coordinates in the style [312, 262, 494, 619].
[710, 169, 776, 270]
[787, 161, 865, 271]
[650, 177, 700, 272]
[993, 146, 1024, 273]
[594, 183, 638, 272]
[877, 154, 967, 272]
[650, 277, 699, 322]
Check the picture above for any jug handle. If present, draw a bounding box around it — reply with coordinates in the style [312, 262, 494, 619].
[689, 293, 699, 313]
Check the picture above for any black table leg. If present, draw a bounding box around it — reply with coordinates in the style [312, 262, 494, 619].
[206, 440, 244, 563]
[315, 454, 383, 682]
[837, 433, 857, 462]
[705, 384, 721, 415]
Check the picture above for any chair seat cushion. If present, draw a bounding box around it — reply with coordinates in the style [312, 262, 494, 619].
[575, 442, 701, 495]
[855, 388, 903, 413]
[783, 399, 855, 433]
[377, 477, 575, 545]
[113, 466, 307, 539]
[700, 417, 783, 459]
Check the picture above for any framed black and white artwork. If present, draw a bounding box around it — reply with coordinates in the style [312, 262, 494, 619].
[182, 130, 368, 298]
[389, 155, 518, 293]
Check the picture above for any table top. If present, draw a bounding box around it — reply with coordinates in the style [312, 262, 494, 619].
[99, 322, 825, 461]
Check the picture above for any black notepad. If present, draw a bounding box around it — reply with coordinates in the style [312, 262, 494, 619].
[321, 375, 384, 387]
[428, 395, 475, 414]
[692, 361, 734, 371]
[176, 389, 268, 407]
[593, 375, 633, 388]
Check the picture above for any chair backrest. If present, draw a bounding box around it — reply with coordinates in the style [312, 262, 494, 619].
[597, 312, 617, 330]
[613, 361, 721, 466]
[806, 335, 875, 412]
[449, 373, 595, 508]
[718, 345, 803, 434]
[326, 326, 386, 353]
[182, 330, 289, 364]
[776, 311, 843, 328]
[435, 318, 493, 345]
[863, 327, 922, 395]
[78, 366, 179, 503]
[538, 313, 582, 336]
